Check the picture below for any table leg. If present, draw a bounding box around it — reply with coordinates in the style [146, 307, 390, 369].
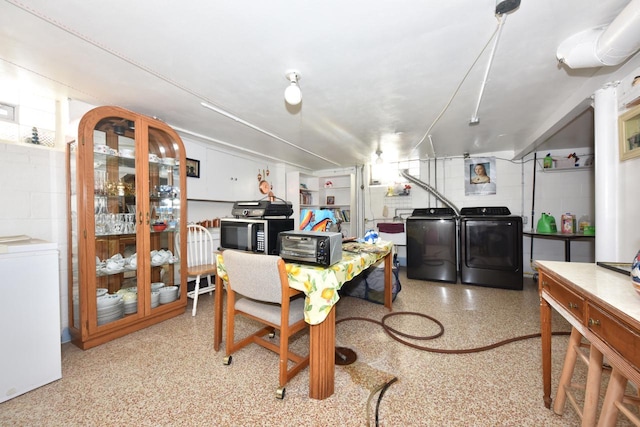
[384, 252, 392, 310]
[309, 306, 335, 400]
[540, 292, 552, 409]
[564, 240, 571, 262]
[214, 274, 223, 351]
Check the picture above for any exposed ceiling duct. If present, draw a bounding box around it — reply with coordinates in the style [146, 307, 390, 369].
[557, 0, 640, 69]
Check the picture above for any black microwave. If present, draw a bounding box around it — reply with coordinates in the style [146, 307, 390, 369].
[220, 218, 294, 255]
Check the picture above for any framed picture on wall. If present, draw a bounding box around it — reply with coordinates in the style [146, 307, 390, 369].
[185, 158, 200, 178]
[326, 196, 335, 205]
[619, 104, 640, 161]
[464, 157, 496, 196]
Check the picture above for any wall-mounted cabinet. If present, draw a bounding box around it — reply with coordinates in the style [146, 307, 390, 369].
[206, 150, 262, 201]
[67, 106, 188, 350]
[181, 138, 263, 202]
[286, 171, 356, 236]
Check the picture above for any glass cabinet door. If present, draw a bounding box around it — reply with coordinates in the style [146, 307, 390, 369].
[92, 116, 143, 326]
[146, 125, 182, 311]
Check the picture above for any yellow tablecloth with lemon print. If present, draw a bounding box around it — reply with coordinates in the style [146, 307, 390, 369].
[215, 240, 392, 325]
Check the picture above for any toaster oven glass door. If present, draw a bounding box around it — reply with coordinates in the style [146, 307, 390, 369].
[280, 236, 317, 258]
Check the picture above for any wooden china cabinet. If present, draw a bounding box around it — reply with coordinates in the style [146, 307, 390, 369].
[67, 106, 187, 349]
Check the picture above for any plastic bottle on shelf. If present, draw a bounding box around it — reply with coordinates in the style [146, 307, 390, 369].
[543, 153, 553, 169]
[578, 214, 591, 233]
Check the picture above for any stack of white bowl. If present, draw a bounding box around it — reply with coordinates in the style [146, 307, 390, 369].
[159, 286, 179, 304]
[116, 288, 138, 314]
[97, 294, 124, 325]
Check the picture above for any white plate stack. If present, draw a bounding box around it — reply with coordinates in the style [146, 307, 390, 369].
[150, 291, 160, 308]
[158, 286, 179, 304]
[151, 282, 164, 292]
[97, 294, 124, 325]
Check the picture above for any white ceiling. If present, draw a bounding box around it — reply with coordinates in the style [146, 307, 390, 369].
[1, 0, 639, 169]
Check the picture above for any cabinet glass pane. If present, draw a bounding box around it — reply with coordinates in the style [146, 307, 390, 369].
[148, 126, 181, 304]
[68, 143, 80, 329]
[93, 117, 139, 325]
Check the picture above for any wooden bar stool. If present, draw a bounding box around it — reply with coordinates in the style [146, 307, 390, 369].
[597, 367, 640, 427]
[554, 327, 608, 426]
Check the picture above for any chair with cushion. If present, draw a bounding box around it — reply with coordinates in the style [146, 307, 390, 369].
[175, 224, 217, 316]
[221, 249, 309, 399]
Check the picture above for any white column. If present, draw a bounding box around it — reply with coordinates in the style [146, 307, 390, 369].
[593, 85, 620, 262]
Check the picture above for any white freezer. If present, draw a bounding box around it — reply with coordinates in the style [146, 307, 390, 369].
[0, 237, 61, 403]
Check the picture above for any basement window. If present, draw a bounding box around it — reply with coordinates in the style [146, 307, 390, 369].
[0, 103, 18, 123]
[370, 159, 419, 186]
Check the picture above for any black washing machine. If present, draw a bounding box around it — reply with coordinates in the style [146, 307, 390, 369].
[459, 206, 523, 290]
[406, 207, 458, 283]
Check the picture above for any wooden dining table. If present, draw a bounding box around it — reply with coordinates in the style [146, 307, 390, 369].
[213, 241, 394, 400]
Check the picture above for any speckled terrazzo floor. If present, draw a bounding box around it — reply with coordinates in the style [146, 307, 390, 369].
[1, 270, 637, 426]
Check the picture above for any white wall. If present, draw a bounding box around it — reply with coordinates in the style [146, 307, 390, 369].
[0, 142, 69, 340]
[180, 136, 288, 223]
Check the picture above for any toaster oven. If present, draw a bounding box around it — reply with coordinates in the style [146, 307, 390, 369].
[278, 231, 342, 266]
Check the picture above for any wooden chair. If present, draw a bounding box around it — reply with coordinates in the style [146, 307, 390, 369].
[597, 367, 640, 426]
[554, 328, 640, 426]
[554, 327, 608, 426]
[221, 249, 309, 399]
[175, 224, 217, 316]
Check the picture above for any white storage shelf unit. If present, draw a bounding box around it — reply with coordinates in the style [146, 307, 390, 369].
[286, 172, 356, 235]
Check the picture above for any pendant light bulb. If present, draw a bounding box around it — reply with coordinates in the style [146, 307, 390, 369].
[375, 149, 384, 164]
[284, 71, 302, 105]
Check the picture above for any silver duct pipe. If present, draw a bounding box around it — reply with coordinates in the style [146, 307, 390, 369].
[557, 0, 640, 69]
[400, 169, 460, 216]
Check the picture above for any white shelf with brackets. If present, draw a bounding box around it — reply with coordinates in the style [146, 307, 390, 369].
[537, 153, 594, 172]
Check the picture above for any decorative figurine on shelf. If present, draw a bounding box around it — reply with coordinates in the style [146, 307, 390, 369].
[324, 180, 333, 188]
[568, 152, 580, 167]
[403, 184, 411, 195]
[31, 127, 40, 144]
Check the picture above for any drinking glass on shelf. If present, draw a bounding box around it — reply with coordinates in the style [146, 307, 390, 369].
[125, 213, 136, 233]
[94, 170, 106, 196]
[95, 213, 108, 235]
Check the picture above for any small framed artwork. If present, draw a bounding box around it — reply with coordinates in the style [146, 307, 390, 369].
[619, 104, 640, 161]
[326, 196, 335, 205]
[185, 158, 200, 178]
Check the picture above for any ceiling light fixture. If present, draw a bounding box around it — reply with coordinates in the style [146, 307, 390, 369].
[495, 0, 520, 15]
[375, 149, 384, 164]
[284, 71, 302, 105]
